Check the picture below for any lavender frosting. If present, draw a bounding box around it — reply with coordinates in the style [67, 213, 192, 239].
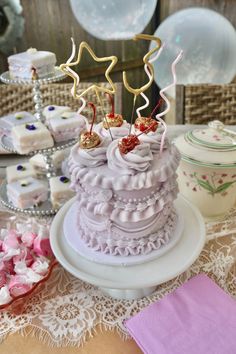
[133, 126, 169, 153]
[94, 121, 130, 139]
[107, 139, 153, 175]
[70, 138, 109, 168]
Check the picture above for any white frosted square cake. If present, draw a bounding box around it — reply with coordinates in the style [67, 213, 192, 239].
[48, 112, 87, 142]
[0, 112, 36, 134]
[49, 176, 75, 208]
[11, 122, 54, 154]
[43, 105, 72, 121]
[8, 48, 56, 79]
[6, 162, 36, 183]
[29, 149, 70, 175]
[7, 177, 48, 209]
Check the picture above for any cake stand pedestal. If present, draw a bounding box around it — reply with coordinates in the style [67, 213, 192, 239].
[50, 195, 206, 300]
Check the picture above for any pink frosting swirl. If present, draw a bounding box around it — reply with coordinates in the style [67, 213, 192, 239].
[94, 121, 130, 140]
[70, 138, 109, 168]
[107, 139, 153, 175]
[133, 126, 169, 153]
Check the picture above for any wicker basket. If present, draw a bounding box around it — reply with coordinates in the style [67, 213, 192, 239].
[176, 84, 236, 125]
[0, 82, 122, 122]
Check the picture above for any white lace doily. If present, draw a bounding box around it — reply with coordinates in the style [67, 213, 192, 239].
[0, 209, 235, 347]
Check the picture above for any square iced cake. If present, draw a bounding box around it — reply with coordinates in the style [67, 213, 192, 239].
[8, 48, 56, 80]
[7, 177, 48, 209]
[11, 122, 54, 154]
[0, 111, 36, 134]
[6, 162, 37, 183]
[43, 105, 72, 121]
[29, 148, 70, 175]
[48, 112, 87, 142]
[49, 176, 74, 208]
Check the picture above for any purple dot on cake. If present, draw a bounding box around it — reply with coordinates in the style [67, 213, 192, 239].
[17, 165, 26, 171]
[25, 124, 36, 131]
[60, 176, 69, 183]
[48, 106, 55, 111]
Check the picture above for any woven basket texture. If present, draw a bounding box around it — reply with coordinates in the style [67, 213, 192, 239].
[185, 84, 236, 125]
[0, 82, 122, 123]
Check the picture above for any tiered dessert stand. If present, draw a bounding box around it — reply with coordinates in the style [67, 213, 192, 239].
[0, 68, 76, 216]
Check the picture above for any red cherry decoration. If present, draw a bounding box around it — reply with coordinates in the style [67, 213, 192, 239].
[118, 134, 140, 154]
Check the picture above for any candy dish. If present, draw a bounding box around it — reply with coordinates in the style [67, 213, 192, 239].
[0, 211, 57, 310]
[0, 259, 57, 311]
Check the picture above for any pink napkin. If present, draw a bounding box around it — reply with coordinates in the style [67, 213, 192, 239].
[125, 274, 236, 354]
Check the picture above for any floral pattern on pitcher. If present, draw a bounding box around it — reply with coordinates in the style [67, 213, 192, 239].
[182, 171, 236, 196]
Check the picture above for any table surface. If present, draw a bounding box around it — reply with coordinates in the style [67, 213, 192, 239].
[1, 124, 236, 353]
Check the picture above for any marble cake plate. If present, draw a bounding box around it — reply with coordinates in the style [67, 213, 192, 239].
[50, 196, 205, 300]
[63, 201, 184, 267]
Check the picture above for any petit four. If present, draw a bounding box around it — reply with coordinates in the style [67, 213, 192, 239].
[0, 111, 36, 134]
[29, 149, 70, 175]
[8, 48, 56, 80]
[49, 176, 74, 208]
[7, 177, 48, 209]
[43, 105, 72, 121]
[48, 112, 87, 142]
[6, 162, 36, 183]
[11, 122, 54, 154]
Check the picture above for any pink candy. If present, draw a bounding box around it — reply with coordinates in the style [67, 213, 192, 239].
[13, 248, 34, 267]
[21, 232, 37, 248]
[8, 275, 32, 297]
[2, 230, 20, 252]
[33, 234, 53, 258]
[0, 259, 14, 275]
[0, 228, 54, 303]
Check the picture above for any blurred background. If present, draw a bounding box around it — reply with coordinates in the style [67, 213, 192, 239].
[0, 0, 235, 123]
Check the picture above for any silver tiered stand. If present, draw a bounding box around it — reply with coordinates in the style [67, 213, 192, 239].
[0, 68, 76, 217]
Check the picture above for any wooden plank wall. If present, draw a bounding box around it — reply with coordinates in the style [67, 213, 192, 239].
[0, 0, 159, 119]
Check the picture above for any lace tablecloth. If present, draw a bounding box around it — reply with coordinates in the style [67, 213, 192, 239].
[0, 207, 235, 347]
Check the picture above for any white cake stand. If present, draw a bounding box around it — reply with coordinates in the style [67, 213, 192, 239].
[63, 201, 184, 267]
[50, 195, 205, 300]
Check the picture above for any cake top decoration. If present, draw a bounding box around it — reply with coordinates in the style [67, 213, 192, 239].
[134, 117, 158, 133]
[20, 180, 29, 187]
[79, 102, 101, 149]
[60, 38, 118, 140]
[25, 124, 36, 131]
[15, 113, 23, 120]
[27, 48, 37, 55]
[122, 34, 162, 136]
[103, 93, 124, 129]
[16, 165, 26, 171]
[59, 176, 69, 183]
[60, 40, 118, 98]
[118, 134, 140, 155]
[134, 99, 163, 134]
[48, 106, 55, 111]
